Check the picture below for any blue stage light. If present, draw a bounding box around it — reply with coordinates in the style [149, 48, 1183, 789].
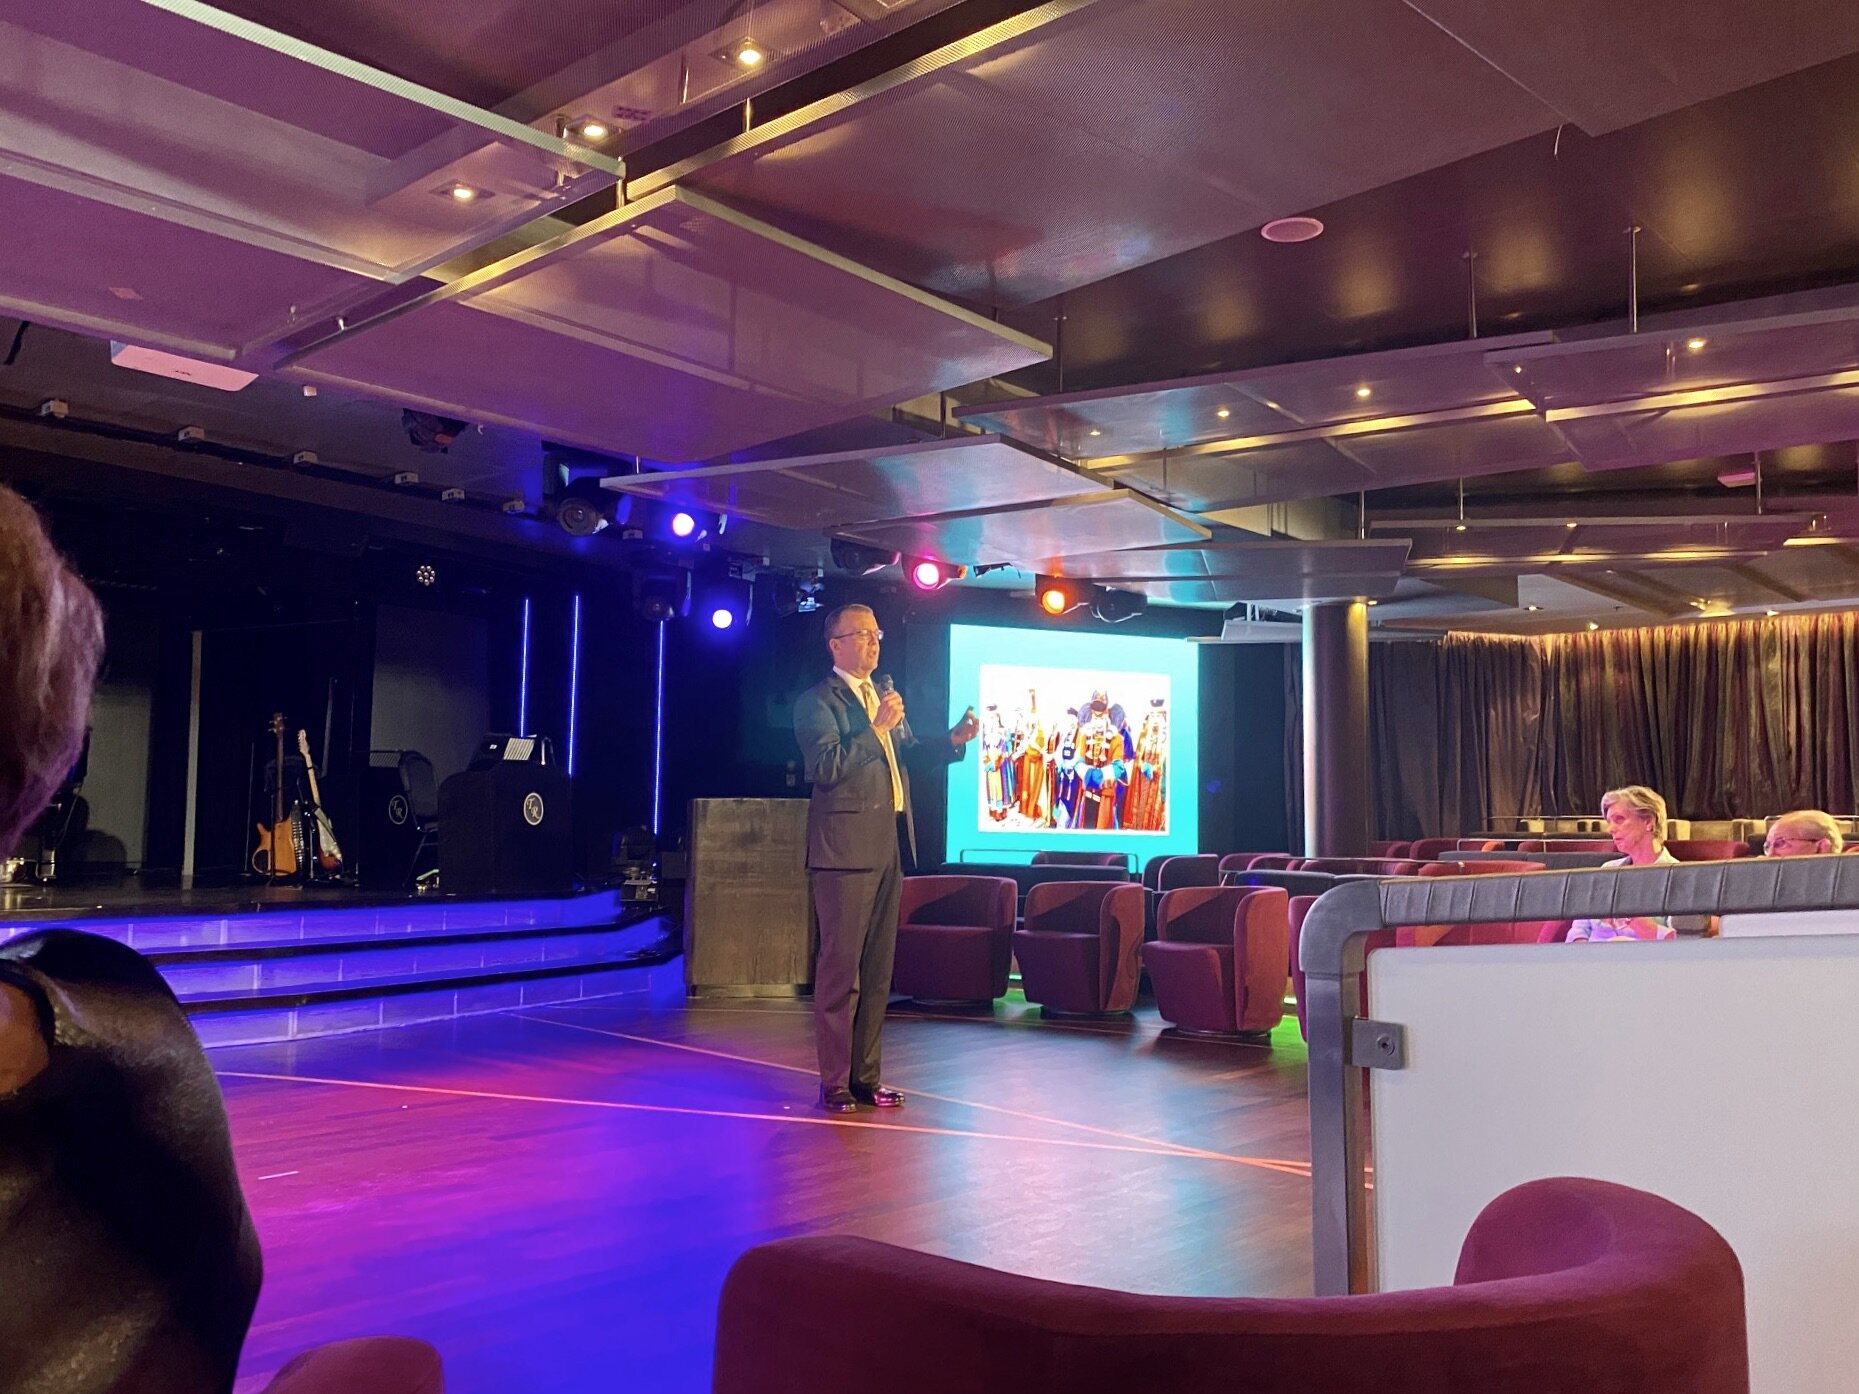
[710, 607, 735, 630]
[671, 511, 697, 538]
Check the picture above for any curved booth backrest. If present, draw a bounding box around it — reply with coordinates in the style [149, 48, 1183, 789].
[713, 1178, 1749, 1394]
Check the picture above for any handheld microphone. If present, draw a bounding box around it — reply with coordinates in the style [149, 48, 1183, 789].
[876, 674, 895, 696]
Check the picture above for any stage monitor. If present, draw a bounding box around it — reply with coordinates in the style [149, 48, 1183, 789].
[945, 624, 1199, 870]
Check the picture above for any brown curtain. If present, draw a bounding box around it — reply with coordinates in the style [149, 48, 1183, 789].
[1301, 613, 1859, 837]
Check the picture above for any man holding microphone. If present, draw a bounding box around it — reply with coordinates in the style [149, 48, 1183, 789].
[793, 604, 980, 1113]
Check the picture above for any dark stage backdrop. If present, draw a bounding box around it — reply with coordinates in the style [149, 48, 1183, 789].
[1349, 614, 1859, 837]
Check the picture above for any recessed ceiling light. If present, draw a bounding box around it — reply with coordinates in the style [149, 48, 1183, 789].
[1766, 609, 1779, 617]
[1512, 365, 1524, 374]
[1587, 621, 1600, 631]
[1366, 599, 1379, 606]
[578, 119, 609, 140]
[1088, 428, 1102, 437]
[441, 182, 482, 203]
[1355, 386, 1372, 399]
[1454, 523, 1468, 532]
[732, 37, 767, 67]
[1526, 604, 1541, 612]
[1216, 407, 1231, 419]
[1565, 521, 1579, 529]
[1685, 336, 1707, 352]
[1261, 216, 1324, 243]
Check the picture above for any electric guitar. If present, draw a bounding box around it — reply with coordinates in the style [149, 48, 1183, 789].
[297, 728, 343, 873]
[252, 713, 304, 878]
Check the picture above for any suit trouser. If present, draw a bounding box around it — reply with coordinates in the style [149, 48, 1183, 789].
[809, 826, 904, 1094]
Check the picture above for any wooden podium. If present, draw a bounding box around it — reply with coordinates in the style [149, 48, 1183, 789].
[684, 798, 813, 997]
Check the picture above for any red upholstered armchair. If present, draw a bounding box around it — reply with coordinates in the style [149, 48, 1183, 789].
[1446, 858, 1545, 876]
[258, 1338, 444, 1393]
[1014, 882, 1146, 1015]
[1666, 839, 1750, 861]
[1030, 851, 1132, 872]
[713, 1178, 1749, 1394]
[1368, 839, 1412, 857]
[891, 875, 1018, 1005]
[1242, 853, 1297, 871]
[1155, 854, 1221, 892]
[1141, 886, 1289, 1036]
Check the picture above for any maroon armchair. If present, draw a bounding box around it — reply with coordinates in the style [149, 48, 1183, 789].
[891, 875, 1018, 1005]
[1142, 886, 1290, 1036]
[1014, 882, 1146, 1015]
[1367, 840, 1413, 857]
[1441, 858, 1545, 876]
[1666, 839, 1750, 861]
[713, 1178, 1748, 1394]
[259, 1338, 444, 1393]
[1030, 851, 1132, 872]
[1155, 854, 1221, 892]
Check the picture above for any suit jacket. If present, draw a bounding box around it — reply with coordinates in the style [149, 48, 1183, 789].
[794, 673, 962, 870]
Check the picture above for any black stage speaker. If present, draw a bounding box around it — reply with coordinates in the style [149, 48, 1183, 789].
[438, 764, 573, 895]
[355, 764, 421, 888]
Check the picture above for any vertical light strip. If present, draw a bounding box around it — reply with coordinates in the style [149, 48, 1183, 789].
[517, 596, 532, 733]
[651, 621, 667, 835]
[181, 630, 203, 882]
[567, 593, 583, 776]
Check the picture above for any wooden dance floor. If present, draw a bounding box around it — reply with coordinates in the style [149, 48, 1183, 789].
[218, 966, 1314, 1393]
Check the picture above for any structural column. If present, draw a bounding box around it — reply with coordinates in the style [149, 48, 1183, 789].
[1302, 600, 1370, 857]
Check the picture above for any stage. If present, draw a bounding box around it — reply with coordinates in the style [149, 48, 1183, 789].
[216, 967, 1313, 1392]
[0, 878, 677, 1045]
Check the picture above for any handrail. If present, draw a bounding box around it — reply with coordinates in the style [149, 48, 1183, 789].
[1299, 853, 1859, 1295]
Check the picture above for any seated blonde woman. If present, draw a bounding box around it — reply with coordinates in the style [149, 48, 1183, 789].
[1568, 785, 1678, 942]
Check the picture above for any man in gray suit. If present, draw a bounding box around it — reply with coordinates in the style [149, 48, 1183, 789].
[794, 603, 978, 1113]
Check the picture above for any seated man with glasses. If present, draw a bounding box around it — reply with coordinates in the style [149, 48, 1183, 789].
[1764, 810, 1845, 856]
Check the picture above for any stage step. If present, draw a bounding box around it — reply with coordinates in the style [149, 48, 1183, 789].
[0, 888, 681, 1047]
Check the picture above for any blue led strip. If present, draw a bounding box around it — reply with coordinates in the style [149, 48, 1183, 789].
[651, 621, 667, 834]
[518, 596, 532, 733]
[567, 593, 583, 777]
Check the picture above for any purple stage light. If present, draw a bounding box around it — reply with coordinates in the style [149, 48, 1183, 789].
[670, 511, 697, 538]
[709, 607, 735, 630]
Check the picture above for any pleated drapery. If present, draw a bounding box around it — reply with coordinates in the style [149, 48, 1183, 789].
[1286, 613, 1859, 839]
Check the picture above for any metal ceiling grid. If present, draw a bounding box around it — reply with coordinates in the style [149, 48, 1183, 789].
[278, 187, 1050, 463]
[599, 435, 1095, 531]
[0, 0, 621, 361]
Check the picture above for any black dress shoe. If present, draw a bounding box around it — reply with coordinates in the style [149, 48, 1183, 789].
[821, 1087, 860, 1114]
[852, 1085, 904, 1108]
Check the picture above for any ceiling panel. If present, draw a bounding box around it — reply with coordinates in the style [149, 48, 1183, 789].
[1339, 409, 1571, 480]
[0, 0, 621, 360]
[1093, 438, 1374, 512]
[643, 0, 1557, 309]
[279, 187, 1049, 463]
[213, 0, 964, 152]
[1489, 291, 1859, 411]
[1551, 385, 1859, 472]
[1401, 516, 1803, 574]
[836, 490, 1209, 568]
[1089, 407, 1569, 512]
[1041, 539, 1412, 603]
[961, 331, 1553, 458]
[600, 435, 1093, 531]
[1402, 0, 1859, 135]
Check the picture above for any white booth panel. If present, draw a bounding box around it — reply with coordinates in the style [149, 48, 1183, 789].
[1369, 937, 1859, 1393]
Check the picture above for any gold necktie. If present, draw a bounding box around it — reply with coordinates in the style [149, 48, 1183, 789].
[861, 680, 904, 813]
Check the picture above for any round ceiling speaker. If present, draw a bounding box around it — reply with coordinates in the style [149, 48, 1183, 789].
[1261, 216, 1324, 243]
